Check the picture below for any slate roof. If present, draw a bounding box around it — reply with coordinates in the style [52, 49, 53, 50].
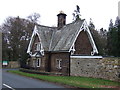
[36, 19, 85, 51]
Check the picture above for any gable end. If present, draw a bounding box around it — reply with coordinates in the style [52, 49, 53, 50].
[69, 20, 98, 55]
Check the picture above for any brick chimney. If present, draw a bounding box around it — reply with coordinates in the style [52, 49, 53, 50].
[57, 11, 67, 29]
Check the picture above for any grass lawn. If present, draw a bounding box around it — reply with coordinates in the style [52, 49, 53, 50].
[8, 70, 120, 88]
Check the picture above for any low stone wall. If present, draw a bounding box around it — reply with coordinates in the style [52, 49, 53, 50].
[70, 56, 120, 82]
[3, 61, 20, 68]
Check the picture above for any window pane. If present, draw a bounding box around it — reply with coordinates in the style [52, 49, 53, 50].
[59, 60, 62, 68]
[36, 58, 41, 67]
[37, 59, 39, 66]
[56, 59, 62, 69]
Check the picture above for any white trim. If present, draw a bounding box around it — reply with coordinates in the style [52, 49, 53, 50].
[70, 44, 75, 55]
[27, 25, 38, 54]
[35, 42, 41, 51]
[31, 52, 37, 57]
[69, 20, 98, 55]
[84, 21, 98, 54]
[31, 52, 39, 57]
[69, 21, 84, 52]
[27, 28, 36, 53]
[35, 42, 38, 51]
[35, 29, 44, 55]
[70, 56, 102, 59]
[56, 59, 62, 69]
[27, 25, 44, 56]
[36, 58, 41, 67]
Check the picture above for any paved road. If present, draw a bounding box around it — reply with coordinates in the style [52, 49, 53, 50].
[2, 69, 65, 89]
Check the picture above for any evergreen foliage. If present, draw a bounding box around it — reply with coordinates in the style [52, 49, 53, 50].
[89, 19, 107, 56]
[107, 17, 120, 56]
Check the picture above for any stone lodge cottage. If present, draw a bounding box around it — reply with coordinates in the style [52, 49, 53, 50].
[27, 11, 98, 76]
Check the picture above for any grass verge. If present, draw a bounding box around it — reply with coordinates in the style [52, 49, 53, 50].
[8, 70, 120, 88]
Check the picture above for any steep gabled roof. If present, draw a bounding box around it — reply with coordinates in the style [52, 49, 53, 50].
[50, 19, 84, 51]
[27, 19, 98, 54]
[37, 25, 56, 51]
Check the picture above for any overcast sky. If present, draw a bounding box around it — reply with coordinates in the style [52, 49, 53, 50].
[0, 0, 119, 30]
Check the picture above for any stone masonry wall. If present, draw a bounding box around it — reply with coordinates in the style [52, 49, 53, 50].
[51, 52, 70, 76]
[70, 57, 120, 82]
[8, 61, 20, 68]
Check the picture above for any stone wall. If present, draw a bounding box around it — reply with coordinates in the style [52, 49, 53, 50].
[27, 52, 70, 75]
[27, 54, 47, 71]
[70, 56, 120, 82]
[7, 61, 20, 68]
[51, 52, 70, 76]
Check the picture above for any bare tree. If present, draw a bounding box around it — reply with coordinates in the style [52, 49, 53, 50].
[1, 16, 35, 67]
[27, 13, 40, 24]
[72, 5, 81, 21]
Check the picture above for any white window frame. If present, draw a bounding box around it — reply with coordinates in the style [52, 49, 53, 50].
[35, 43, 38, 51]
[56, 59, 62, 69]
[36, 58, 41, 67]
[35, 42, 40, 51]
[37, 42, 40, 51]
[35, 42, 44, 56]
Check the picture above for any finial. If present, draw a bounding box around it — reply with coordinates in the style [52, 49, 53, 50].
[59, 11, 64, 14]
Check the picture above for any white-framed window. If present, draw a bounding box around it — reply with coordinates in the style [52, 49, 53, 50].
[35, 42, 41, 51]
[56, 59, 62, 69]
[36, 58, 41, 67]
[35, 43, 38, 51]
[33, 59, 41, 67]
[35, 42, 44, 55]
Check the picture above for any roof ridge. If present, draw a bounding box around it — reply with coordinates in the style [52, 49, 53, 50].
[37, 24, 57, 29]
[37, 19, 85, 30]
[58, 19, 85, 30]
